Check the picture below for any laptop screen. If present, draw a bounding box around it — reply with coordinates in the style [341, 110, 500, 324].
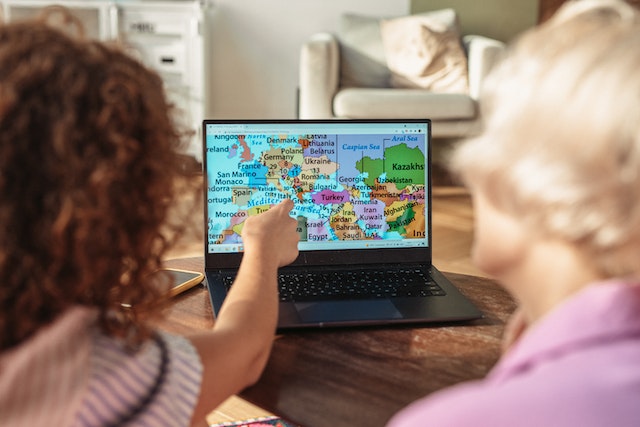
[203, 119, 431, 268]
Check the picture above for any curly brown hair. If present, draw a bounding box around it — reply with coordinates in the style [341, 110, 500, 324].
[0, 18, 197, 350]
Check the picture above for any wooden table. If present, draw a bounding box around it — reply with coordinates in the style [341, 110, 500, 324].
[160, 258, 517, 427]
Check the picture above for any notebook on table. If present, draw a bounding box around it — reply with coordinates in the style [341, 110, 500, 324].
[202, 119, 482, 330]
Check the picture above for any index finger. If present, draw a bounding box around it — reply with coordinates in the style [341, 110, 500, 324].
[274, 198, 294, 213]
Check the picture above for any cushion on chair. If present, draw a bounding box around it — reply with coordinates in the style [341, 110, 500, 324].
[380, 13, 469, 93]
[333, 88, 476, 120]
[337, 9, 466, 91]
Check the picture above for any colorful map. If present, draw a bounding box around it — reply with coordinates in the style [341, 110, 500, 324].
[206, 133, 427, 250]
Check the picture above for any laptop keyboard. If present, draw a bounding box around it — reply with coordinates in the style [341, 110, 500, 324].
[220, 268, 446, 302]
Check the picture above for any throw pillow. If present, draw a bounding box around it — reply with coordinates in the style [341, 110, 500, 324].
[380, 11, 469, 93]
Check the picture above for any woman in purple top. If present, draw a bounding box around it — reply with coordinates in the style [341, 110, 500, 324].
[389, 1, 640, 426]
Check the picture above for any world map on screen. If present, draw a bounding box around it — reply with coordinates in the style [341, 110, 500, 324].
[206, 132, 427, 250]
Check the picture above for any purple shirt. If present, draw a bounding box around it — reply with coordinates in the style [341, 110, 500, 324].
[388, 280, 640, 427]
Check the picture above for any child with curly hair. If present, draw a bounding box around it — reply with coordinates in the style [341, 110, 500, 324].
[389, 0, 640, 426]
[0, 11, 299, 427]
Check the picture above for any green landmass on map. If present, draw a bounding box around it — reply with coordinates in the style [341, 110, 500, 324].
[355, 143, 425, 189]
[387, 204, 416, 235]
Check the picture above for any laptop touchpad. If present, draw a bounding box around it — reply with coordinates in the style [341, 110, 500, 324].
[295, 300, 403, 323]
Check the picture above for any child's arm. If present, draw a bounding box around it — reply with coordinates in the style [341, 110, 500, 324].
[187, 199, 299, 425]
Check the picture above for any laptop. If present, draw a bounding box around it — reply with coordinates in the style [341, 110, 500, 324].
[202, 118, 482, 330]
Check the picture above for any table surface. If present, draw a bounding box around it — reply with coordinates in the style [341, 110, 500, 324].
[160, 258, 517, 427]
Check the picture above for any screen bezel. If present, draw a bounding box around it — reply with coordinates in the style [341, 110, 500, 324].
[202, 118, 433, 270]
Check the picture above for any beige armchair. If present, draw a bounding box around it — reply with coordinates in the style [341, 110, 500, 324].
[298, 10, 505, 139]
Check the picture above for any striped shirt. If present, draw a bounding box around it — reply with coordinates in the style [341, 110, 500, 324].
[0, 307, 203, 427]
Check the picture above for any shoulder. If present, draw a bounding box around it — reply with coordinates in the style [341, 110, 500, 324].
[76, 330, 203, 426]
[155, 331, 204, 406]
[389, 283, 640, 427]
[389, 360, 640, 427]
[0, 307, 96, 426]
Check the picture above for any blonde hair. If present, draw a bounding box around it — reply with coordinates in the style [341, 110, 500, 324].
[450, 0, 640, 279]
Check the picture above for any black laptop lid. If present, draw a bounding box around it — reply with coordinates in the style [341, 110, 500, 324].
[203, 119, 432, 270]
